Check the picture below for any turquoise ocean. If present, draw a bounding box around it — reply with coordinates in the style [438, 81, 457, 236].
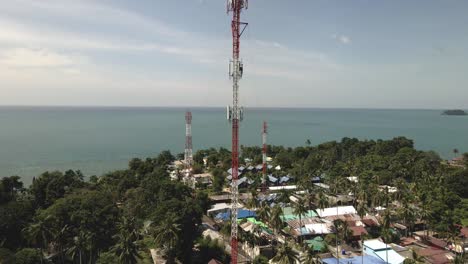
[1, 106, 467, 184]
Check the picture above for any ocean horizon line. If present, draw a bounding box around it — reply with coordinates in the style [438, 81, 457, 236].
[0, 104, 464, 111]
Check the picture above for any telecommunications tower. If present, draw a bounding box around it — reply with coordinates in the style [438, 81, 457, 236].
[262, 121, 267, 193]
[184, 111, 193, 184]
[226, 0, 248, 263]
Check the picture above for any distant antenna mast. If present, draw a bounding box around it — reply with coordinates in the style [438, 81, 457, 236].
[262, 121, 267, 193]
[184, 111, 193, 186]
[226, 0, 248, 263]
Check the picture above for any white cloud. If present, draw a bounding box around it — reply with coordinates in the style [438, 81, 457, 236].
[332, 34, 351, 44]
[339, 36, 350, 44]
[0, 48, 86, 67]
[0, 0, 350, 106]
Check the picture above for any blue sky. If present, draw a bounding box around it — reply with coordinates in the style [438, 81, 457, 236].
[0, 0, 467, 108]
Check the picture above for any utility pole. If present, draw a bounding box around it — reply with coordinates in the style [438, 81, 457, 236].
[226, 0, 248, 263]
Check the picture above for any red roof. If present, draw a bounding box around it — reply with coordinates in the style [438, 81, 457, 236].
[362, 219, 378, 227]
[427, 237, 448, 249]
[427, 254, 451, 264]
[417, 247, 454, 263]
[460, 227, 468, 237]
[417, 248, 446, 257]
[350, 226, 368, 237]
[208, 259, 224, 264]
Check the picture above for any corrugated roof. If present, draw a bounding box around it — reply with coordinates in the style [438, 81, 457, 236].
[215, 209, 256, 221]
[305, 236, 325, 251]
[350, 226, 368, 236]
[316, 206, 357, 217]
[279, 176, 290, 183]
[302, 223, 334, 235]
[374, 249, 405, 264]
[322, 256, 386, 264]
[268, 175, 278, 182]
[281, 207, 318, 221]
[364, 239, 388, 250]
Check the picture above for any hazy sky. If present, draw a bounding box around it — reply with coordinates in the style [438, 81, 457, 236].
[1, 0, 467, 108]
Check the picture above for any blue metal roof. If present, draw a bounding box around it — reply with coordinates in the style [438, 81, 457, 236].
[311, 176, 321, 182]
[214, 209, 256, 221]
[322, 255, 386, 264]
[237, 177, 247, 186]
[279, 176, 290, 183]
[268, 175, 278, 182]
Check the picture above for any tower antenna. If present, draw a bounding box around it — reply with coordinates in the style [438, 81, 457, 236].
[262, 121, 267, 193]
[226, 0, 248, 263]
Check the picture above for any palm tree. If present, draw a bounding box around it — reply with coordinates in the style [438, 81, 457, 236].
[111, 230, 140, 264]
[357, 201, 367, 219]
[356, 187, 368, 209]
[67, 231, 89, 264]
[85, 232, 96, 264]
[277, 189, 292, 204]
[409, 249, 425, 263]
[292, 197, 308, 244]
[257, 201, 271, 224]
[332, 219, 343, 244]
[452, 254, 467, 264]
[392, 178, 409, 203]
[301, 247, 320, 264]
[152, 217, 181, 263]
[271, 205, 284, 238]
[453, 148, 459, 158]
[382, 209, 392, 229]
[271, 243, 299, 264]
[52, 225, 69, 264]
[304, 188, 317, 210]
[118, 216, 139, 241]
[252, 224, 263, 250]
[418, 205, 432, 237]
[381, 228, 393, 263]
[246, 190, 260, 218]
[397, 203, 416, 237]
[317, 190, 329, 212]
[244, 231, 256, 261]
[23, 219, 51, 264]
[340, 220, 352, 243]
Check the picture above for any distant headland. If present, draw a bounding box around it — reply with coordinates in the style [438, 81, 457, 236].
[442, 109, 467, 116]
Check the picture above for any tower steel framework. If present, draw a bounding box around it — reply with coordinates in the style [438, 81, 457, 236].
[184, 111, 193, 184]
[226, 0, 248, 263]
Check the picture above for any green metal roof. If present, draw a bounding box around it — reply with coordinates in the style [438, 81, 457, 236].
[281, 207, 318, 221]
[305, 236, 325, 251]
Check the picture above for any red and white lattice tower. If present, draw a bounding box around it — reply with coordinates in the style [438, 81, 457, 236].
[226, 0, 248, 263]
[262, 121, 267, 193]
[184, 111, 193, 182]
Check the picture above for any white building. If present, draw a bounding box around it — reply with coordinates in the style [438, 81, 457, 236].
[316, 206, 357, 218]
[363, 239, 406, 264]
